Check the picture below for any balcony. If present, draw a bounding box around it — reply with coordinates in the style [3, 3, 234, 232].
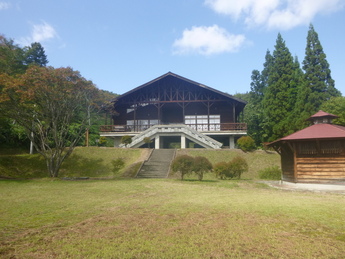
[99, 123, 247, 133]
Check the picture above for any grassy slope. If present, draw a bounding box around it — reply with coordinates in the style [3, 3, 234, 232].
[177, 149, 280, 179]
[0, 179, 344, 258]
[0, 147, 280, 179]
[0, 147, 151, 179]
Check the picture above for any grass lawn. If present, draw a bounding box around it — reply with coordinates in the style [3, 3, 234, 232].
[1, 179, 344, 258]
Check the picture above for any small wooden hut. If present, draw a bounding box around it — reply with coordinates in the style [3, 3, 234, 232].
[268, 111, 345, 183]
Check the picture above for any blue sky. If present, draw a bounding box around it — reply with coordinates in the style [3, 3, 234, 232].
[1, 0, 345, 96]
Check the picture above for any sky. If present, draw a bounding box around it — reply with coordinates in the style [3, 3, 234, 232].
[1, 0, 345, 96]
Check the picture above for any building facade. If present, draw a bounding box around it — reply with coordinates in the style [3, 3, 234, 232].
[100, 72, 247, 149]
[269, 111, 345, 183]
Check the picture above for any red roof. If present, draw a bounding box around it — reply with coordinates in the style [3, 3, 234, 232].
[280, 123, 345, 141]
[306, 110, 339, 121]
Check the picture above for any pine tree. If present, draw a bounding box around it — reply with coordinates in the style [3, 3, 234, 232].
[24, 42, 48, 67]
[298, 24, 341, 119]
[262, 33, 299, 142]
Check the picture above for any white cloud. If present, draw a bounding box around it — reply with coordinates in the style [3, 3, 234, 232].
[0, 2, 10, 10]
[173, 25, 246, 56]
[19, 21, 58, 46]
[205, 0, 345, 30]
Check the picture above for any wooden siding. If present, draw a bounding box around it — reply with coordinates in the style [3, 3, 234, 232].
[296, 157, 345, 183]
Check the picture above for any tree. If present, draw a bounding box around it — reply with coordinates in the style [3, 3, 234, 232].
[245, 50, 273, 145]
[262, 33, 299, 142]
[320, 97, 345, 126]
[0, 35, 26, 75]
[171, 155, 194, 180]
[0, 66, 98, 177]
[193, 156, 212, 181]
[296, 24, 341, 123]
[23, 42, 48, 67]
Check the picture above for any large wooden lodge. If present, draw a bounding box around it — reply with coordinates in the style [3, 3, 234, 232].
[268, 111, 345, 184]
[100, 72, 247, 149]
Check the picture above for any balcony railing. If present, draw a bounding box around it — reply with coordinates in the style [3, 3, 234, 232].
[100, 123, 247, 133]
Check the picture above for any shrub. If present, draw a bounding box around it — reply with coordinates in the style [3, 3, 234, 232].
[229, 156, 248, 179]
[214, 161, 229, 180]
[237, 136, 256, 152]
[258, 166, 282, 180]
[193, 156, 212, 181]
[121, 135, 132, 147]
[143, 137, 153, 148]
[98, 136, 107, 146]
[171, 155, 194, 180]
[112, 158, 125, 175]
[214, 156, 248, 180]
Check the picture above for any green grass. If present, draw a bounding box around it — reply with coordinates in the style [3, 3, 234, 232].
[0, 147, 150, 179]
[0, 179, 344, 258]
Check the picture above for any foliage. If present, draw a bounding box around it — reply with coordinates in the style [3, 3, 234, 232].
[23, 42, 48, 67]
[214, 156, 248, 180]
[230, 156, 249, 179]
[192, 156, 213, 181]
[143, 137, 153, 148]
[121, 135, 132, 147]
[237, 136, 256, 152]
[0, 66, 98, 177]
[294, 24, 341, 129]
[171, 155, 195, 180]
[258, 166, 282, 180]
[262, 33, 299, 142]
[320, 96, 345, 126]
[214, 161, 229, 180]
[112, 158, 125, 174]
[98, 136, 107, 146]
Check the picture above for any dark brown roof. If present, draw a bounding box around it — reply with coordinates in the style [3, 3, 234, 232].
[114, 72, 247, 104]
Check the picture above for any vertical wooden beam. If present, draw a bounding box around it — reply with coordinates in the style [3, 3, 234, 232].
[232, 103, 236, 122]
[293, 142, 298, 183]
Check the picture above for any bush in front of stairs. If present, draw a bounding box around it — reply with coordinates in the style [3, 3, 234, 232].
[171, 155, 195, 180]
[121, 135, 132, 147]
[193, 156, 212, 181]
[171, 155, 212, 181]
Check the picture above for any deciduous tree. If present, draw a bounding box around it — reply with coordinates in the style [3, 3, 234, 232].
[0, 66, 98, 177]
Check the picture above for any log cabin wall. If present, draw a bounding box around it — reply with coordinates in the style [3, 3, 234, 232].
[294, 140, 345, 183]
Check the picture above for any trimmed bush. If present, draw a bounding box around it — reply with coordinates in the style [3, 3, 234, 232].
[193, 156, 212, 181]
[258, 166, 282, 180]
[171, 155, 194, 180]
[171, 155, 212, 181]
[214, 156, 248, 180]
[121, 135, 132, 147]
[237, 136, 256, 152]
[230, 156, 248, 179]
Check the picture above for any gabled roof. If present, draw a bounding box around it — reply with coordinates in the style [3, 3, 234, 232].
[114, 72, 246, 104]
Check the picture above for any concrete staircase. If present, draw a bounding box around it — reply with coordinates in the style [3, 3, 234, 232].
[136, 149, 175, 178]
[119, 124, 222, 149]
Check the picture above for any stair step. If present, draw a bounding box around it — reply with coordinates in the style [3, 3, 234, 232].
[136, 149, 175, 178]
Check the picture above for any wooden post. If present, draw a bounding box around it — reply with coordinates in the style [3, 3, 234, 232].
[85, 128, 89, 147]
[293, 143, 297, 183]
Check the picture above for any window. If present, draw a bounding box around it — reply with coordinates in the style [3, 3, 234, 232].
[184, 115, 220, 131]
